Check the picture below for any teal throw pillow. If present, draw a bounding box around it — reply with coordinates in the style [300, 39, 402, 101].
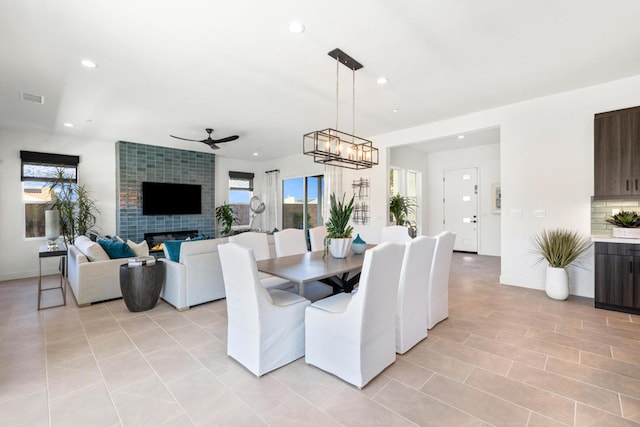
[97, 239, 137, 259]
[164, 237, 204, 262]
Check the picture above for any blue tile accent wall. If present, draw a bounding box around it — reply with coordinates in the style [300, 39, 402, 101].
[116, 141, 215, 242]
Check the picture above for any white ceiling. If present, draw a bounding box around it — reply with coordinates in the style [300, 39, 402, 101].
[2, 0, 640, 160]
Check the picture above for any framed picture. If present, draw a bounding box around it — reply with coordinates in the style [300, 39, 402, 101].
[492, 183, 501, 214]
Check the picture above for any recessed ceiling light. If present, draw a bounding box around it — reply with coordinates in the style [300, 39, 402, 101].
[253, 152, 259, 156]
[63, 122, 74, 128]
[288, 21, 305, 34]
[392, 109, 399, 113]
[80, 59, 98, 68]
[377, 77, 388, 85]
[458, 135, 465, 139]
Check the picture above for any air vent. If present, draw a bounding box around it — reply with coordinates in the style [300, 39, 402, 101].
[21, 92, 44, 104]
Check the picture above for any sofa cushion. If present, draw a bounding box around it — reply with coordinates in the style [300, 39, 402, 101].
[97, 239, 137, 259]
[74, 236, 110, 262]
[127, 239, 150, 257]
[164, 237, 204, 262]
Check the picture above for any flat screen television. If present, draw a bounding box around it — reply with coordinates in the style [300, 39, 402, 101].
[142, 182, 202, 215]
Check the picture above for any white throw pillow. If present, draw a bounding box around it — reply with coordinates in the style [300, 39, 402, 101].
[127, 239, 150, 257]
[74, 236, 110, 262]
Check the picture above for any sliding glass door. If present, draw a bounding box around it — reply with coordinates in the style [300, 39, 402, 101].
[282, 175, 324, 230]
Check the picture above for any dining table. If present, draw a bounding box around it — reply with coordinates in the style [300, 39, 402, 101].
[256, 246, 374, 297]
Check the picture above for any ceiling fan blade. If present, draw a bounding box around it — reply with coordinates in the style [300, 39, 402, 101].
[204, 141, 221, 150]
[212, 135, 239, 144]
[170, 135, 200, 142]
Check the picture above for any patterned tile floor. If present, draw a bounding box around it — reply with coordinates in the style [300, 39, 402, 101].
[1, 253, 640, 426]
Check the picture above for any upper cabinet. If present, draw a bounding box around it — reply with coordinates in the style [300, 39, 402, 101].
[594, 106, 640, 197]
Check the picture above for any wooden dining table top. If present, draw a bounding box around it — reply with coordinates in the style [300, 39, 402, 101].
[256, 246, 371, 286]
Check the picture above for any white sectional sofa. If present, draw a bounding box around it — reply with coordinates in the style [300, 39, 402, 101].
[67, 233, 278, 310]
[159, 234, 278, 310]
[67, 242, 125, 306]
[159, 237, 227, 310]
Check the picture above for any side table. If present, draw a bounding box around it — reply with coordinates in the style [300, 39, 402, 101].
[119, 262, 165, 312]
[38, 244, 67, 310]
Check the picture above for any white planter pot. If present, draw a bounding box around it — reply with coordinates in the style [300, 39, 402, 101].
[612, 227, 640, 239]
[545, 266, 569, 300]
[329, 238, 352, 259]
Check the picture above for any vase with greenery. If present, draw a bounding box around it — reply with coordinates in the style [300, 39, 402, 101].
[532, 228, 592, 300]
[606, 211, 640, 238]
[389, 193, 417, 226]
[215, 202, 237, 236]
[48, 168, 99, 245]
[325, 193, 355, 258]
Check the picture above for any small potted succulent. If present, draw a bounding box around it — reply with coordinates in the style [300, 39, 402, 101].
[606, 211, 640, 239]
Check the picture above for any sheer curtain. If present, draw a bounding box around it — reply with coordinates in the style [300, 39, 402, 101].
[323, 165, 343, 221]
[264, 170, 279, 232]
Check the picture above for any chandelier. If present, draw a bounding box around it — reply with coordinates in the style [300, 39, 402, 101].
[303, 48, 379, 170]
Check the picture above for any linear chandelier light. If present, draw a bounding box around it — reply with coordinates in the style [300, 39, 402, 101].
[303, 48, 379, 170]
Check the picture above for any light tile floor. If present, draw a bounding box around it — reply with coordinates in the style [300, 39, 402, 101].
[1, 253, 640, 426]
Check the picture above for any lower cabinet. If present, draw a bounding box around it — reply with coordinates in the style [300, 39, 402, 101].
[594, 242, 640, 314]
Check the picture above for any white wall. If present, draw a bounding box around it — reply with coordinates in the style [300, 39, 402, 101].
[426, 143, 501, 256]
[0, 128, 116, 280]
[346, 74, 640, 297]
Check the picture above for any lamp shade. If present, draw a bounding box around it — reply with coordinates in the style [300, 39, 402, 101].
[45, 209, 61, 241]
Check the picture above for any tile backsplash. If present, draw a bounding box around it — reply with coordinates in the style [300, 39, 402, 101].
[116, 141, 216, 243]
[591, 198, 640, 235]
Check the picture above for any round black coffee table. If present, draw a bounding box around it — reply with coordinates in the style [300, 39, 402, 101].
[119, 262, 165, 312]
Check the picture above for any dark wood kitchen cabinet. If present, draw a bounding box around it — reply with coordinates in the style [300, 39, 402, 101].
[594, 106, 640, 197]
[594, 242, 640, 314]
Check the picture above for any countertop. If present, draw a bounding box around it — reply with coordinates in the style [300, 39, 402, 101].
[591, 235, 640, 244]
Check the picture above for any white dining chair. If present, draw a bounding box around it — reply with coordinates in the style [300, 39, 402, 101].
[228, 232, 294, 290]
[273, 228, 333, 301]
[308, 225, 327, 252]
[381, 225, 412, 243]
[395, 235, 436, 354]
[427, 231, 456, 329]
[274, 228, 308, 257]
[219, 243, 310, 376]
[305, 242, 405, 388]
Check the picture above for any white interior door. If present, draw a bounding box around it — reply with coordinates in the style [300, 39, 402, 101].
[443, 168, 478, 252]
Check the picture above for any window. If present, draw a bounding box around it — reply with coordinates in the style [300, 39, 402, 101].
[229, 171, 254, 227]
[282, 175, 324, 230]
[21, 151, 79, 238]
[389, 166, 421, 230]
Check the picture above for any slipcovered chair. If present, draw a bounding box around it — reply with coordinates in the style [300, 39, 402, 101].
[273, 228, 333, 302]
[381, 225, 412, 243]
[219, 243, 310, 376]
[308, 225, 327, 252]
[274, 228, 308, 257]
[395, 235, 437, 354]
[427, 231, 456, 329]
[305, 242, 405, 388]
[228, 232, 294, 290]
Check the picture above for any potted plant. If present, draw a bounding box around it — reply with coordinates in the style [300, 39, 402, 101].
[532, 228, 592, 300]
[389, 193, 417, 226]
[215, 202, 237, 236]
[325, 193, 355, 258]
[606, 211, 640, 238]
[48, 168, 99, 245]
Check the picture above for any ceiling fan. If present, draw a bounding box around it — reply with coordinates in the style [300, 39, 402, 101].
[169, 128, 239, 150]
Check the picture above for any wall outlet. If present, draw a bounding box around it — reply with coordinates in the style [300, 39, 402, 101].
[510, 209, 522, 217]
[532, 209, 546, 218]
